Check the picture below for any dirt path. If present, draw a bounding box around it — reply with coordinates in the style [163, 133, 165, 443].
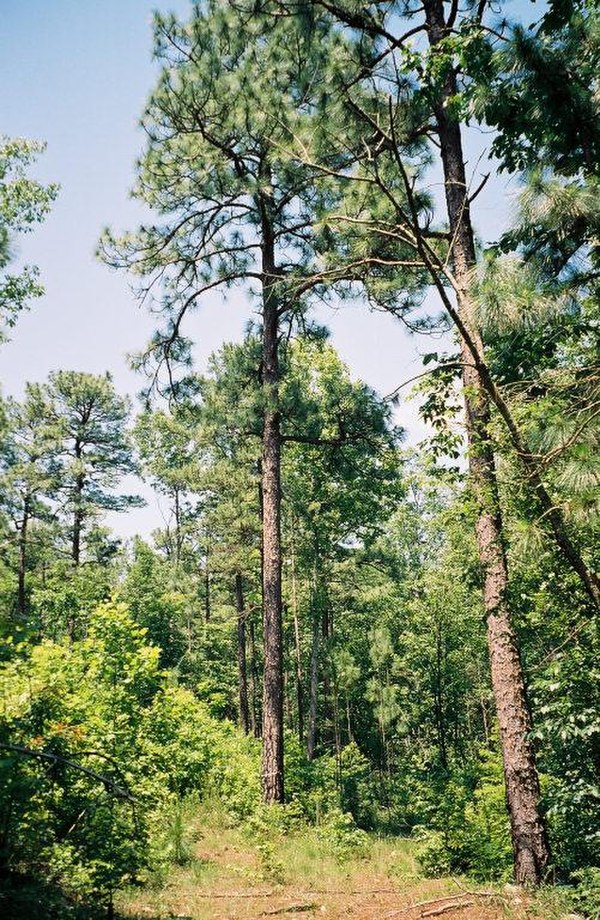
[117, 817, 535, 920]
[121, 870, 530, 920]
[163, 882, 526, 920]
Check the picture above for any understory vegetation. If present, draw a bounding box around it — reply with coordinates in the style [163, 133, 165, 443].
[1, 0, 600, 917]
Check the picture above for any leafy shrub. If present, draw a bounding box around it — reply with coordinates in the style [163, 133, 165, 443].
[414, 752, 513, 881]
[0, 600, 261, 911]
[316, 810, 370, 862]
[570, 867, 600, 920]
[255, 841, 286, 884]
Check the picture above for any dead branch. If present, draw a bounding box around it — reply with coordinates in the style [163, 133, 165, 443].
[261, 904, 317, 916]
[423, 902, 474, 917]
[382, 890, 499, 918]
[0, 742, 134, 801]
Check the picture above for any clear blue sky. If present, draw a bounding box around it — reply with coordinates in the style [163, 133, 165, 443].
[1, 0, 527, 538]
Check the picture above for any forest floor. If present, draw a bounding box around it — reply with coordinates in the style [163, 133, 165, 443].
[116, 808, 571, 920]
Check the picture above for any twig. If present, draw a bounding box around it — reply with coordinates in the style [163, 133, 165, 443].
[261, 904, 317, 916]
[187, 891, 275, 899]
[382, 890, 499, 918]
[0, 742, 134, 801]
[423, 902, 474, 917]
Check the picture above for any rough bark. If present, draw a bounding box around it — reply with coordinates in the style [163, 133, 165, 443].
[235, 571, 251, 735]
[259, 189, 285, 804]
[429, 269, 600, 611]
[423, 0, 550, 884]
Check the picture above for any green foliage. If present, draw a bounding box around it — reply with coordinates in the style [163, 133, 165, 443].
[0, 136, 58, 341]
[569, 867, 600, 920]
[478, 3, 600, 178]
[4, 0, 600, 905]
[0, 600, 260, 910]
[28, 371, 143, 560]
[414, 752, 513, 882]
[316, 810, 370, 862]
[30, 560, 113, 640]
[531, 621, 600, 873]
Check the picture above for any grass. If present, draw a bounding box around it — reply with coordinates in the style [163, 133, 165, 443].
[113, 803, 579, 920]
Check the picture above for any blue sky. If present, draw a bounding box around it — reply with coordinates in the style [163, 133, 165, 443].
[1, 0, 526, 538]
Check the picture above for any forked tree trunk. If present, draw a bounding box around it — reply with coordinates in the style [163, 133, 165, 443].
[423, 0, 550, 884]
[259, 193, 285, 803]
[235, 571, 251, 735]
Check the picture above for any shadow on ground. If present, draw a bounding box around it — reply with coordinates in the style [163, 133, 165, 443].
[0, 874, 165, 920]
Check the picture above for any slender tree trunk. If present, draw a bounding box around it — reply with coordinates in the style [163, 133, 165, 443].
[235, 572, 251, 735]
[321, 584, 333, 752]
[331, 670, 342, 785]
[71, 437, 84, 566]
[249, 616, 261, 739]
[423, 0, 550, 884]
[290, 532, 305, 745]
[204, 537, 211, 623]
[259, 190, 284, 804]
[433, 622, 448, 770]
[174, 486, 181, 567]
[345, 694, 353, 743]
[307, 599, 319, 760]
[17, 495, 30, 619]
[72, 476, 84, 566]
[307, 545, 321, 760]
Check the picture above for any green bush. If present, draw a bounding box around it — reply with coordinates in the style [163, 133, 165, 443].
[316, 810, 371, 862]
[0, 600, 261, 911]
[570, 867, 600, 920]
[414, 751, 513, 881]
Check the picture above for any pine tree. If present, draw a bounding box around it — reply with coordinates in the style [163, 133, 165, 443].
[99, 2, 358, 803]
[30, 371, 141, 569]
[269, 0, 551, 880]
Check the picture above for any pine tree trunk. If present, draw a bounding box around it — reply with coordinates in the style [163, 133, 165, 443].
[204, 537, 211, 623]
[433, 622, 448, 770]
[423, 0, 550, 884]
[307, 601, 319, 760]
[259, 190, 285, 804]
[307, 546, 321, 761]
[290, 533, 305, 745]
[72, 436, 84, 566]
[72, 480, 84, 566]
[17, 495, 30, 619]
[249, 616, 261, 739]
[321, 585, 332, 752]
[174, 486, 182, 567]
[235, 571, 251, 735]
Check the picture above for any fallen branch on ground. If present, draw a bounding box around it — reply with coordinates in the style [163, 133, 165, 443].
[422, 902, 474, 917]
[260, 904, 317, 916]
[382, 889, 501, 918]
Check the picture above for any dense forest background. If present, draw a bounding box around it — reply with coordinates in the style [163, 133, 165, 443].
[0, 1, 599, 918]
